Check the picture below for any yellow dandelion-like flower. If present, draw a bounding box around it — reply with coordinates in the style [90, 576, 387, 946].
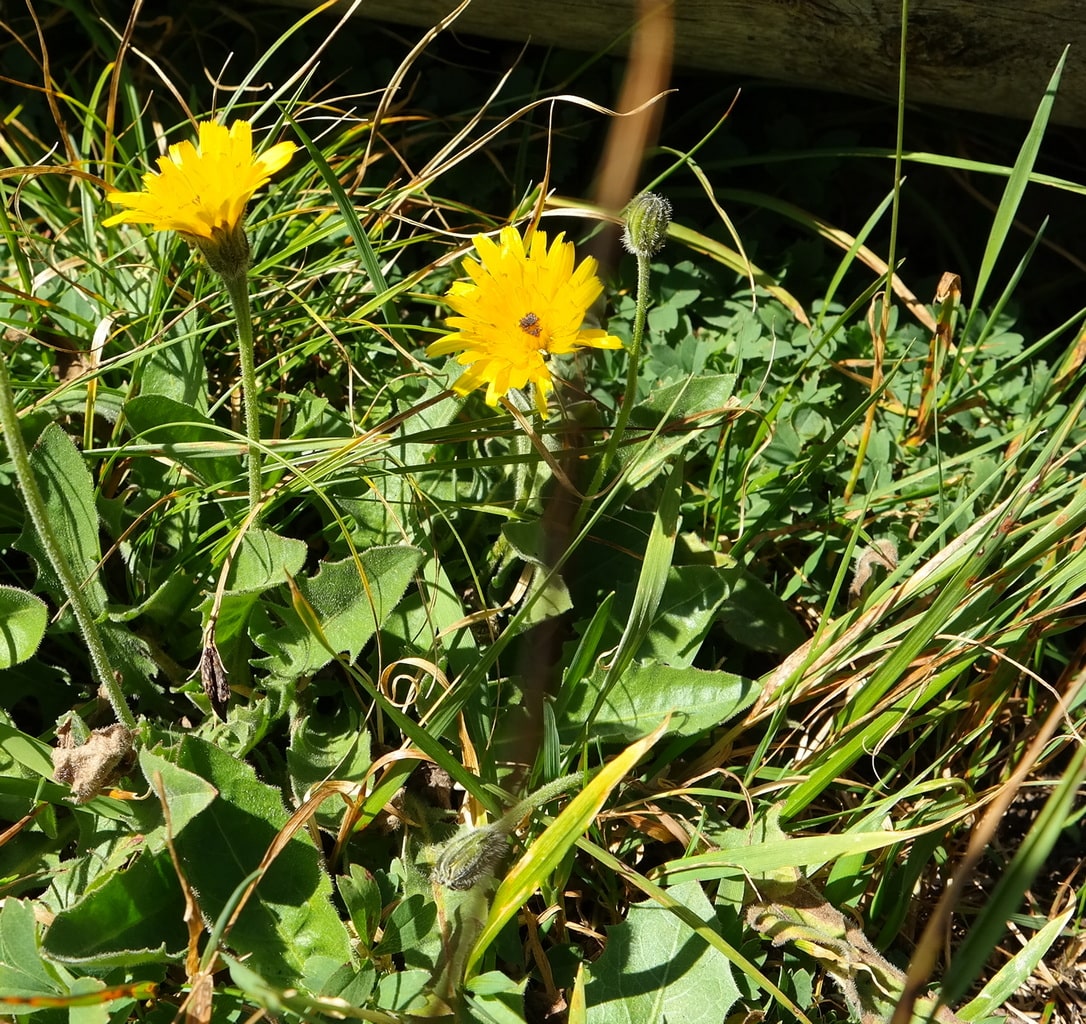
[104, 119, 296, 278]
[427, 226, 624, 417]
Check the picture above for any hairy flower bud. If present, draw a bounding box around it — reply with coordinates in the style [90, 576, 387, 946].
[431, 823, 511, 890]
[430, 773, 583, 890]
[622, 192, 672, 257]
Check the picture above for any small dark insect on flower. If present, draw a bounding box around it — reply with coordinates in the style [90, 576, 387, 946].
[518, 312, 542, 337]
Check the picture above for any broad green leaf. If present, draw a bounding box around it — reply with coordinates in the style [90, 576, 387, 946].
[574, 551, 736, 677]
[501, 520, 573, 630]
[306, 958, 376, 1009]
[225, 529, 307, 595]
[381, 551, 478, 676]
[98, 620, 161, 704]
[287, 692, 371, 826]
[387, 373, 463, 467]
[253, 546, 424, 677]
[336, 865, 383, 948]
[35, 812, 140, 911]
[561, 662, 756, 743]
[0, 719, 54, 778]
[138, 306, 207, 409]
[622, 375, 736, 487]
[373, 968, 432, 1015]
[717, 567, 807, 654]
[138, 747, 218, 841]
[17, 423, 106, 615]
[584, 880, 740, 1024]
[123, 394, 237, 483]
[42, 846, 187, 968]
[465, 719, 668, 978]
[638, 373, 737, 421]
[0, 897, 66, 1005]
[638, 564, 732, 667]
[582, 840, 812, 1024]
[172, 736, 351, 985]
[124, 570, 202, 628]
[206, 591, 260, 649]
[370, 893, 437, 958]
[0, 586, 47, 668]
[466, 971, 529, 1024]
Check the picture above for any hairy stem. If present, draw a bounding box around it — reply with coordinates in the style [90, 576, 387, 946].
[0, 354, 135, 729]
[579, 249, 652, 525]
[222, 270, 263, 518]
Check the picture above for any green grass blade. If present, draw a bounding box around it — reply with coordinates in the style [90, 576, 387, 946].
[464, 719, 669, 980]
[956, 903, 1076, 1021]
[284, 111, 410, 351]
[575, 456, 683, 746]
[966, 47, 1067, 326]
[941, 740, 1086, 1007]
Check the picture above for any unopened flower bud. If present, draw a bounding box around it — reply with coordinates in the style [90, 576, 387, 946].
[431, 823, 510, 890]
[622, 192, 672, 257]
[430, 774, 582, 890]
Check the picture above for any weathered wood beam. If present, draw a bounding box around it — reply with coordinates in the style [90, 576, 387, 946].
[281, 0, 1085, 126]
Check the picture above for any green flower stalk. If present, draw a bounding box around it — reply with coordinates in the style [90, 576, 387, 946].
[584, 191, 672, 507]
[220, 266, 263, 516]
[104, 119, 296, 518]
[616, 192, 672, 443]
[0, 355, 136, 730]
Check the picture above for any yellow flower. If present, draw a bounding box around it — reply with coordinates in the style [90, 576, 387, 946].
[427, 226, 623, 417]
[104, 119, 295, 277]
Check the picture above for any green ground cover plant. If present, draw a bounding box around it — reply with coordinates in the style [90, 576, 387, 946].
[0, 2, 1084, 1022]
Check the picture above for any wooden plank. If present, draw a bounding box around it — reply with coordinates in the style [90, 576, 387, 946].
[282, 0, 1086, 125]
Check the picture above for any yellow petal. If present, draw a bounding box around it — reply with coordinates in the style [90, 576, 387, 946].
[428, 224, 624, 418]
[103, 118, 294, 239]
